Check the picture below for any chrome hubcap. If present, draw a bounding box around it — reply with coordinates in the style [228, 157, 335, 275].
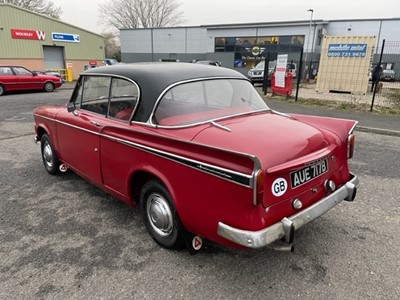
[43, 141, 54, 168]
[146, 194, 173, 237]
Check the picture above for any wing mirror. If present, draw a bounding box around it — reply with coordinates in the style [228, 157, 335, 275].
[67, 102, 76, 113]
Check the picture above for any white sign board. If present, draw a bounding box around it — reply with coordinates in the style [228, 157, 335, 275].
[275, 54, 288, 88]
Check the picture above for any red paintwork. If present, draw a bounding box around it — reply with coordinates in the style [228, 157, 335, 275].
[0, 66, 62, 94]
[33, 99, 356, 250]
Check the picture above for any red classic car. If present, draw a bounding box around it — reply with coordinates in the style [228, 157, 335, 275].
[33, 63, 359, 252]
[0, 65, 63, 96]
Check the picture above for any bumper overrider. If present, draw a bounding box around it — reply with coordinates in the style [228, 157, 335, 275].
[217, 173, 359, 249]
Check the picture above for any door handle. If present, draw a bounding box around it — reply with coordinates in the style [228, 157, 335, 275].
[89, 120, 101, 126]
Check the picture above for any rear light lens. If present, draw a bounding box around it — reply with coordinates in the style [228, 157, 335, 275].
[254, 169, 265, 205]
[347, 134, 355, 159]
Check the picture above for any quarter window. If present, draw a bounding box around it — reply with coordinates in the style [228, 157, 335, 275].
[108, 78, 138, 121]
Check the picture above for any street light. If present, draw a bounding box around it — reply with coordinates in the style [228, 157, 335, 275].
[304, 8, 313, 81]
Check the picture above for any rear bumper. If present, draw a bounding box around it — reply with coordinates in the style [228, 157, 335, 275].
[217, 173, 359, 248]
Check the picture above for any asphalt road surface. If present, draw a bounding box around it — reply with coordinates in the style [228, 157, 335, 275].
[1, 89, 399, 299]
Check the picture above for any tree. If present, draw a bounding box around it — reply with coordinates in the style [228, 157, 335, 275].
[0, 0, 62, 18]
[103, 31, 121, 61]
[98, 0, 183, 30]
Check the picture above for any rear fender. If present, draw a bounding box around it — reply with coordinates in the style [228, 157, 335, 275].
[289, 114, 357, 141]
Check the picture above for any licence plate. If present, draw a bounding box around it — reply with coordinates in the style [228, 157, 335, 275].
[290, 159, 328, 188]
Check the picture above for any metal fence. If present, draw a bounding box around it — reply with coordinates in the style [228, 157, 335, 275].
[279, 39, 400, 111]
[370, 40, 400, 111]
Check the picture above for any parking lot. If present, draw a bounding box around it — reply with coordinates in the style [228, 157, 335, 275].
[1, 89, 399, 299]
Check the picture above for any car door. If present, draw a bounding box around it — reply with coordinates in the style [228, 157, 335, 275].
[0, 66, 17, 92]
[56, 75, 111, 185]
[12, 66, 41, 90]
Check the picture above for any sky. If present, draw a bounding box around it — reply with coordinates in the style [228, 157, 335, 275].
[51, 0, 400, 34]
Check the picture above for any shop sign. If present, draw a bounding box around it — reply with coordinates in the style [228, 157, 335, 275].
[327, 44, 367, 57]
[11, 28, 46, 40]
[52, 32, 80, 43]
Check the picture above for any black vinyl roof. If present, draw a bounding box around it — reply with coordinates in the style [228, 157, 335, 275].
[82, 62, 247, 122]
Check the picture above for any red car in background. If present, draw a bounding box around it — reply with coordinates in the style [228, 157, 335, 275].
[33, 63, 359, 253]
[0, 65, 63, 96]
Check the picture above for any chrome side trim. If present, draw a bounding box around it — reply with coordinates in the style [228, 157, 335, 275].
[349, 121, 359, 135]
[105, 134, 253, 188]
[34, 113, 258, 190]
[218, 173, 359, 248]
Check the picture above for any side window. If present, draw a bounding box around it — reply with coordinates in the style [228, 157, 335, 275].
[108, 78, 139, 121]
[80, 76, 111, 115]
[0, 67, 13, 76]
[71, 77, 84, 108]
[13, 67, 32, 76]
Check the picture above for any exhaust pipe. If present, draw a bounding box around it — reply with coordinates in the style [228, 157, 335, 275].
[268, 241, 294, 252]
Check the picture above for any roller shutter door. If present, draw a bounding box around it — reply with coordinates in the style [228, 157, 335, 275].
[43, 46, 64, 69]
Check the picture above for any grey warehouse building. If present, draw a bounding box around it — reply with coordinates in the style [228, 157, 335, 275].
[120, 17, 400, 79]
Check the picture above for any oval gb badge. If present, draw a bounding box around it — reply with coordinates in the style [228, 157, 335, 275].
[271, 178, 287, 197]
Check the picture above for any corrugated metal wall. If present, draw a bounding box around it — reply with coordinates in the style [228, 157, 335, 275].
[316, 36, 376, 94]
[0, 4, 104, 60]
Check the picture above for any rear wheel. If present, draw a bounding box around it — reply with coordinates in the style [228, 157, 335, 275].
[44, 82, 54, 92]
[0, 84, 4, 96]
[140, 179, 183, 249]
[41, 134, 61, 175]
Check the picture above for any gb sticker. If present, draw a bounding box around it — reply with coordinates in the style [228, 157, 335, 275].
[271, 178, 287, 197]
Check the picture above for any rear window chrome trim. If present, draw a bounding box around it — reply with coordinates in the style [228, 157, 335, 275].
[148, 77, 270, 128]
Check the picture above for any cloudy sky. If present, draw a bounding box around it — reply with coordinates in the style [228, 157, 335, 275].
[51, 0, 400, 34]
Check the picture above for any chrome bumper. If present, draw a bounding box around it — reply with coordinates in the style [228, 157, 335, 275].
[217, 173, 359, 249]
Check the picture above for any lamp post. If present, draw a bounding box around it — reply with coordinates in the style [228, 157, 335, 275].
[304, 8, 313, 82]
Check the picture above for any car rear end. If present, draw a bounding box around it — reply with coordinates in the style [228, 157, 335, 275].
[217, 115, 358, 249]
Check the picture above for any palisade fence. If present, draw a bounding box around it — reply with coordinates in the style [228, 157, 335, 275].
[288, 38, 400, 111]
[370, 40, 400, 111]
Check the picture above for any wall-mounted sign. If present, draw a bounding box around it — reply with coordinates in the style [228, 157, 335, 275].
[52, 32, 80, 43]
[327, 44, 367, 57]
[11, 28, 46, 40]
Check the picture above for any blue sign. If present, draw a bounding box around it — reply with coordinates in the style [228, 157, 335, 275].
[52, 32, 80, 43]
[327, 43, 367, 57]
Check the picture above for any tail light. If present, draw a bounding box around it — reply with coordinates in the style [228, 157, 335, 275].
[347, 134, 355, 159]
[254, 169, 265, 205]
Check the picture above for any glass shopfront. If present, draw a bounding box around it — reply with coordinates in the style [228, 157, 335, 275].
[215, 35, 304, 68]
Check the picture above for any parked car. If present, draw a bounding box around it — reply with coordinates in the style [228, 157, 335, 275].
[380, 69, 396, 82]
[103, 58, 119, 66]
[191, 60, 221, 66]
[33, 63, 359, 252]
[34, 70, 65, 83]
[247, 60, 276, 85]
[0, 66, 63, 96]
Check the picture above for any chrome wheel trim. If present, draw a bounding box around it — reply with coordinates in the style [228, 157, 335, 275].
[43, 141, 54, 168]
[146, 193, 174, 237]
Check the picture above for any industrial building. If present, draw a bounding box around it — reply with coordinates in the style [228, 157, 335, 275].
[120, 17, 400, 80]
[0, 3, 105, 80]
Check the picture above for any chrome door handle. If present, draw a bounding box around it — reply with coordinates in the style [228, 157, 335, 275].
[89, 120, 101, 126]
